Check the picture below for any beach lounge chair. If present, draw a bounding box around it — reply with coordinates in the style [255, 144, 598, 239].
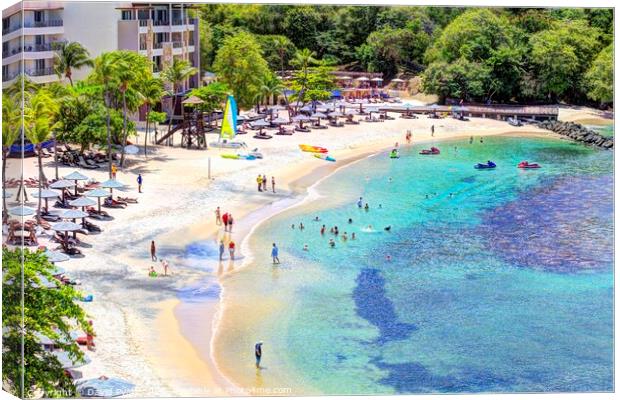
[295, 126, 311, 133]
[253, 133, 273, 139]
[103, 198, 126, 209]
[117, 196, 138, 204]
[79, 156, 99, 169]
[276, 126, 294, 136]
[328, 120, 345, 127]
[86, 207, 111, 220]
[83, 220, 101, 233]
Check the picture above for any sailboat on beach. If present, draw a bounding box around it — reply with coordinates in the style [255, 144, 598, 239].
[209, 95, 246, 149]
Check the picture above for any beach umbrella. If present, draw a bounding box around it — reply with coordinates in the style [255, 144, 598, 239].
[300, 105, 313, 113]
[8, 205, 35, 217]
[100, 179, 125, 195]
[328, 111, 344, 118]
[76, 376, 135, 398]
[339, 76, 352, 80]
[124, 145, 140, 155]
[53, 351, 91, 369]
[52, 221, 82, 243]
[44, 250, 70, 263]
[371, 77, 383, 81]
[50, 179, 76, 201]
[84, 188, 110, 213]
[271, 117, 289, 125]
[69, 197, 96, 208]
[356, 76, 369, 81]
[392, 78, 404, 82]
[36, 330, 79, 346]
[32, 189, 60, 211]
[181, 95, 204, 105]
[251, 119, 270, 135]
[64, 171, 89, 196]
[61, 209, 89, 228]
[292, 114, 310, 128]
[310, 112, 327, 126]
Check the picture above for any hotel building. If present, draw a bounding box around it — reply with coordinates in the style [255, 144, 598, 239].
[2, 1, 200, 90]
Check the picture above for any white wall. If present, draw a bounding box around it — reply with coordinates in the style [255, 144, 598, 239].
[61, 1, 120, 81]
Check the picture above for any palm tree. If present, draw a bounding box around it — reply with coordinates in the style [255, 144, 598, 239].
[273, 36, 291, 76]
[53, 41, 93, 86]
[291, 48, 317, 109]
[2, 93, 22, 214]
[111, 51, 150, 167]
[258, 74, 286, 108]
[23, 89, 59, 220]
[91, 52, 118, 178]
[137, 77, 164, 157]
[161, 59, 198, 136]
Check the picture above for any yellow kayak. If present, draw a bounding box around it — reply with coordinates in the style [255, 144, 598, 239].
[299, 144, 328, 153]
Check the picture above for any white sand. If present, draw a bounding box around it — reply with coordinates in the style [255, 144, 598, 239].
[4, 105, 580, 396]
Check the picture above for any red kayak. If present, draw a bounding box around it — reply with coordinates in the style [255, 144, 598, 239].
[419, 146, 440, 155]
[518, 161, 541, 169]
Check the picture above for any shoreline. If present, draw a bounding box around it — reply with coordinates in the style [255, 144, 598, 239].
[204, 129, 561, 394]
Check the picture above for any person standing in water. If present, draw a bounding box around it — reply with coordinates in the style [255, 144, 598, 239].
[271, 243, 280, 264]
[320, 225, 326, 235]
[150, 240, 157, 261]
[228, 214, 234, 232]
[255, 342, 263, 368]
[228, 240, 236, 260]
[219, 240, 225, 261]
[257, 175, 263, 192]
[262, 174, 267, 192]
[357, 197, 363, 208]
[469, 136, 473, 144]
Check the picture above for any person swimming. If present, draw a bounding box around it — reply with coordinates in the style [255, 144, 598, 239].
[379, 204, 382, 209]
[351, 232, 356, 240]
[299, 222, 305, 230]
[303, 244, 309, 251]
[384, 225, 391, 232]
[291, 224, 295, 229]
[348, 218, 353, 224]
[388, 177, 393, 183]
[329, 239, 336, 248]
[314, 216, 320, 221]
[342, 232, 348, 241]
[386, 255, 392, 262]
[320, 225, 326, 235]
[364, 203, 369, 211]
[334, 226, 339, 235]
[357, 197, 363, 208]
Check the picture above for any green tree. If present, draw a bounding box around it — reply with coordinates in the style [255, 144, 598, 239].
[256, 73, 286, 107]
[585, 44, 613, 105]
[53, 41, 94, 86]
[2, 248, 92, 398]
[290, 60, 336, 104]
[161, 58, 198, 134]
[256, 35, 297, 74]
[90, 52, 120, 177]
[283, 6, 324, 52]
[138, 77, 165, 157]
[290, 48, 318, 108]
[23, 88, 59, 219]
[212, 32, 271, 109]
[529, 19, 601, 101]
[422, 59, 490, 103]
[2, 92, 21, 214]
[189, 81, 230, 117]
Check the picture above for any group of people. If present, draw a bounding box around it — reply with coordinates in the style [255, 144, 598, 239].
[256, 174, 276, 193]
[147, 240, 171, 277]
[215, 206, 234, 232]
[219, 239, 236, 261]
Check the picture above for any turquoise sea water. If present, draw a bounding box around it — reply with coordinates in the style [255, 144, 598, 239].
[215, 135, 613, 394]
[587, 124, 614, 138]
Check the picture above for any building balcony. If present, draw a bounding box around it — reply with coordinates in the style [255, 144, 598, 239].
[3, 43, 57, 58]
[23, 19, 63, 28]
[27, 66, 55, 77]
[2, 67, 56, 85]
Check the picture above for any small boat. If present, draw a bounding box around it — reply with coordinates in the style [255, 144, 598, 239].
[299, 144, 328, 153]
[221, 153, 256, 160]
[314, 153, 336, 162]
[518, 161, 541, 169]
[419, 146, 440, 155]
[475, 161, 497, 169]
[209, 140, 246, 149]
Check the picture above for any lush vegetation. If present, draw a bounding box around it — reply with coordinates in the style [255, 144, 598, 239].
[2, 248, 92, 397]
[197, 5, 613, 105]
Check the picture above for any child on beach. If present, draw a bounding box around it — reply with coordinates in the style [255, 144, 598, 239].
[229, 240, 236, 260]
[137, 174, 143, 193]
[257, 175, 263, 192]
[219, 240, 225, 261]
[111, 163, 117, 179]
[215, 207, 221, 225]
[148, 266, 157, 277]
[161, 259, 170, 276]
[271, 243, 280, 264]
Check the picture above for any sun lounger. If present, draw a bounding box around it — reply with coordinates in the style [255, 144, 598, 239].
[117, 196, 138, 204]
[103, 198, 126, 208]
[295, 127, 311, 133]
[253, 134, 273, 139]
[83, 220, 101, 233]
[79, 156, 99, 169]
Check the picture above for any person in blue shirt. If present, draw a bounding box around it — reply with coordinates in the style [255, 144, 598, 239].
[137, 174, 143, 193]
[255, 341, 263, 368]
[219, 240, 225, 261]
[271, 243, 280, 264]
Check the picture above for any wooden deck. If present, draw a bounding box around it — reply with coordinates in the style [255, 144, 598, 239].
[382, 104, 559, 122]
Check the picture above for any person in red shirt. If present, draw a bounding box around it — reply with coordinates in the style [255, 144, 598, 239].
[222, 213, 229, 232]
[228, 240, 235, 260]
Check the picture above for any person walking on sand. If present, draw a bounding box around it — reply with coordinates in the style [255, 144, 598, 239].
[271, 176, 276, 193]
[229, 240, 236, 260]
[262, 174, 267, 192]
[431, 124, 435, 137]
[227, 214, 234, 232]
[161, 259, 170, 276]
[219, 240, 225, 261]
[257, 175, 263, 192]
[271, 243, 280, 264]
[215, 207, 222, 225]
[111, 163, 118, 179]
[222, 213, 229, 232]
[255, 341, 263, 368]
[137, 174, 143, 193]
[150, 240, 157, 261]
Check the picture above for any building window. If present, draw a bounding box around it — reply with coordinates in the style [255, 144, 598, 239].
[2, 18, 9, 31]
[34, 11, 43, 22]
[35, 59, 45, 71]
[121, 10, 132, 20]
[2, 65, 8, 77]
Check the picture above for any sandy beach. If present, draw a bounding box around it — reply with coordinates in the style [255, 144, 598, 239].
[6, 104, 606, 396]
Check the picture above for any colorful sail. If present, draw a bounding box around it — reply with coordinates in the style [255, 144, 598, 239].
[220, 95, 237, 140]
